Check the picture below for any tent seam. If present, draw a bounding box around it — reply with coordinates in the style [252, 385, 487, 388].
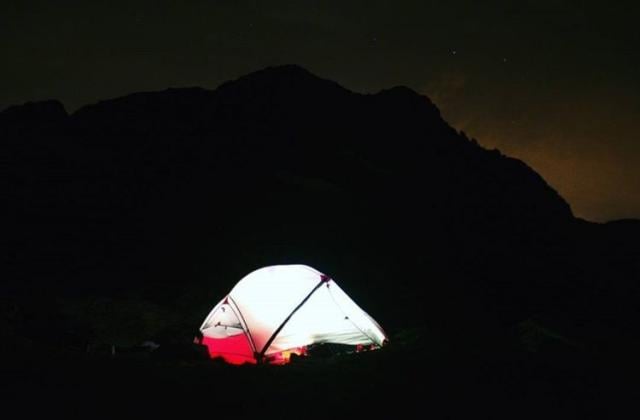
[326, 283, 379, 345]
[227, 296, 259, 357]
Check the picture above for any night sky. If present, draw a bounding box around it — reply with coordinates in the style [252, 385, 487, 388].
[3, 1, 638, 221]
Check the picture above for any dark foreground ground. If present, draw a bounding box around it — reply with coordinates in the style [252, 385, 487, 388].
[3, 328, 632, 419]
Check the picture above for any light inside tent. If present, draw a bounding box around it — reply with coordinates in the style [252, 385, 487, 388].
[198, 265, 387, 365]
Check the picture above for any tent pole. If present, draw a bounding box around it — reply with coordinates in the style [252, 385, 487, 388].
[258, 275, 330, 361]
[228, 295, 259, 357]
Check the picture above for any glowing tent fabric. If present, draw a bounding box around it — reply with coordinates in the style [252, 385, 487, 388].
[199, 265, 387, 364]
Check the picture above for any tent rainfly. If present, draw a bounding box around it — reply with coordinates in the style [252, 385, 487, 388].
[198, 265, 388, 364]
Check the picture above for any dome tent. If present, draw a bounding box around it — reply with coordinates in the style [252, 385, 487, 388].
[198, 265, 387, 364]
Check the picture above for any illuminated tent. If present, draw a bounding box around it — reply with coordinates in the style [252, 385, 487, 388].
[198, 265, 387, 364]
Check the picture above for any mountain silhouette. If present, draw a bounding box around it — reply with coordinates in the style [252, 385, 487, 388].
[3, 66, 638, 417]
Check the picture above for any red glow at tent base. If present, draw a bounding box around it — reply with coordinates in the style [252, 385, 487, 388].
[201, 335, 256, 365]
[200, 335, 307, 365]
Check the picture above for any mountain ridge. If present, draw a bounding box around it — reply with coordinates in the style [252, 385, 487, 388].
[4, 64, 572, 224]
[4, 66, 637, 358]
